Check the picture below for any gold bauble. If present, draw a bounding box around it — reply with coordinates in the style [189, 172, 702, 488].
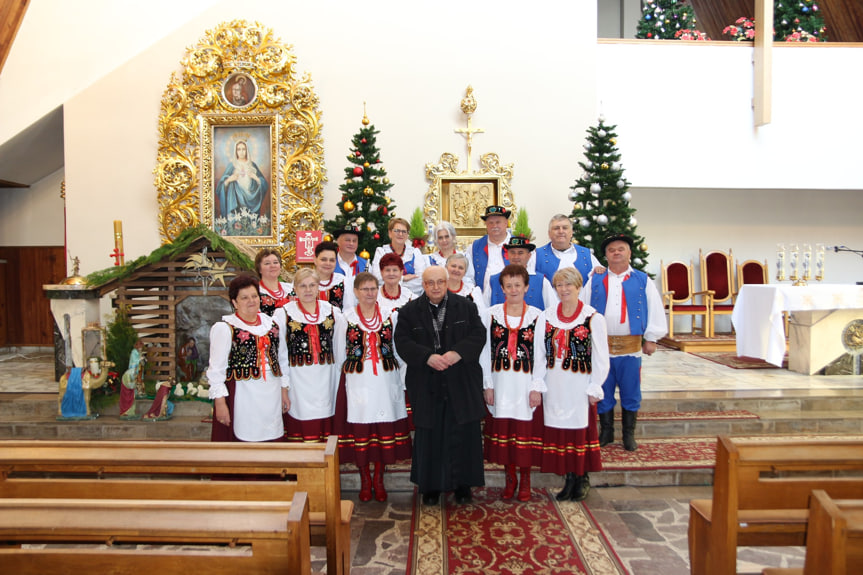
[601, 163, 609, 170]
[363, 187, 374, 196]
[343, 200, 355, 212]
[323, 234, 333, 242]
[359, 249, 370, 260]
[610, 138, 617, 145]
[640, 243, 648, 252]
[363, 162, 370, 168]
[367, 224, 374, 231]
[383, 177, 390, 185]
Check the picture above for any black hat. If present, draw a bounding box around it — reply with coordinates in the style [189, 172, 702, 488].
[504, 235, 536, 252]
[600, 233, 634, 254]
[332, 224, 363, 239]
[480, 205, 512, 220]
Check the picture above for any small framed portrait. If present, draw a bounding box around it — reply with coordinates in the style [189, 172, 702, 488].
[200, 114, 280, 246]
[222, 72, 257, 108]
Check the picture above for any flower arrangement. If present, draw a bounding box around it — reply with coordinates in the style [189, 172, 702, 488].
[723, 17, 756, 41]
[214, 208, 269, 237]
[674, 29, 711, 41]
[784, 30, 820, 42]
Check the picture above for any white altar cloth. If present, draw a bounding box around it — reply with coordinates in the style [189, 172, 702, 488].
[731, 284, 863, 367]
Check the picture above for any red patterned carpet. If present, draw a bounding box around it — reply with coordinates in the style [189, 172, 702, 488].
[600, 437, 716, 470]
[407, 487, 626, 575]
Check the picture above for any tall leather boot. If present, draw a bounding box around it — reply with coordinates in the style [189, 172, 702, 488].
[373, 462, 387, 502]
[517, 467, 532, 502]
[358, 464, 373, 502]
[502, 464, 518, 500]
[622, 409, 639, 452]
[556, 472, 578, 501]
[598, 410, 614, 447]
[571, 473, 591, 501]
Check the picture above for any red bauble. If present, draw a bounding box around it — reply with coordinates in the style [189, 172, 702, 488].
[647, 32, 653, 38]
[352, 166, 363, 176]
[378, 206, 388, 215]
[376, 159, 381, 163]
[361, 138, 367, 144]
[373, 232, 380, 240]
[355, 151, 361, 157]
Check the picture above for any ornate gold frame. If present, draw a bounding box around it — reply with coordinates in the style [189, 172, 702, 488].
[424, 152, 515, 250]
[200, 113, 280, 245]
[154, 20, 325, 268]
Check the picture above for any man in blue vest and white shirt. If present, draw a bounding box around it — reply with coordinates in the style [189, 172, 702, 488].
[466, 205, 512, 294]
[584, 233, 666, 451]
[535, 214, 602, 285]
[484, 235, 557, 309]
[333, 225, 367, 277]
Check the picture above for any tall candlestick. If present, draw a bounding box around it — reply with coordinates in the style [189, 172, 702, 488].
[789, 244, 799, 282]
[776, 244, 786, 281]
[802, 244, 812, 281]
[815, 244, 825, 281]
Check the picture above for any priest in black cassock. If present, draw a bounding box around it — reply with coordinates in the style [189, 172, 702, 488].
[394, 266, 487, 505]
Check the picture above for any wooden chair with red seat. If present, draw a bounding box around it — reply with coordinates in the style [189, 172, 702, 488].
[700, 248, 735, 337]
[660, 260, 712, 339]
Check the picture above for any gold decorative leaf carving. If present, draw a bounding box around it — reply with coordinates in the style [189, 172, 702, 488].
[155, 20, 325, 270]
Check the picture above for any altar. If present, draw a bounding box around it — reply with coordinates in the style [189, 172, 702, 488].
[731, 284, 863, 374]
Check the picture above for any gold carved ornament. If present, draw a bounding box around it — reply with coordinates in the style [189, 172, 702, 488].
[424, 87, 515, 251]
[154, 20, 325, 270]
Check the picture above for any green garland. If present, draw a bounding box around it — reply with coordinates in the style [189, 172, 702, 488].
[85, 225, 255, 287]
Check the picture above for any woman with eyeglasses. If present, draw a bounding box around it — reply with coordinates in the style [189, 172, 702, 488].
[371, 217, 428, 296]
[335, 272, 411, 502]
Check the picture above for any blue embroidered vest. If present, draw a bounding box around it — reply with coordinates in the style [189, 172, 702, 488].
[535, 243, 592, 284]
[335, 255, 367, 276]
[471, 236, 509, 289]
[590, 269, 649, 335]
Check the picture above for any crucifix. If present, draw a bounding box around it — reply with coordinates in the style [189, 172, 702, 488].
[454, 85, 484, 173]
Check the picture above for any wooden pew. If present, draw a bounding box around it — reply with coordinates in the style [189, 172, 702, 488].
[0, 436, 353, 575]
[688, 435, 863, 575]
[762, 490, 863, 575]
[0, 493, 311, 574]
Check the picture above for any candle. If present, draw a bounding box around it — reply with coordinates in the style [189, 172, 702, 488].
[789, 244, 799, 280]
[776, 244, 786, 281]
[815, 244, 825, 281]
[802, 244, 811, 280]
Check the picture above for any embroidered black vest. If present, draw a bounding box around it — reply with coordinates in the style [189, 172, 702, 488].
[544, 314, 594, 373]
[226, 324, 283, 381]
[260, 294, 278, 316]
[286, 312, 336, 367]
[342, 318, 398, 374]
[490, 316, 536, 374]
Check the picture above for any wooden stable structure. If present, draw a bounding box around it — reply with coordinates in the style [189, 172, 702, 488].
[96, 233, 252, 383]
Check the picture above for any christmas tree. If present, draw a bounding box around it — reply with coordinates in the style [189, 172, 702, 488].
[774, 0, 826, 42]
[324, 110, 395, 260]
[636, 0, 698, 40]
[569, 117, 649, 273]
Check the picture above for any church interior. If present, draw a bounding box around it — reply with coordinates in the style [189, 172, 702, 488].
[1, 1, 862, 574]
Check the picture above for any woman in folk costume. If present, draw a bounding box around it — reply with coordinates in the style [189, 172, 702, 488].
[256, 248, 293, 316]
[299, 241, 355, 310]
[207, 274, 290, 442]
[377, 252, 415, 313]
[445, 253, 486, 316]
[534, 267, 609, 501]
[371, 217, 428, 295]
[282, 268, 344, 443]
[482, 264, 546, 502]
[335, 272, 411, 502]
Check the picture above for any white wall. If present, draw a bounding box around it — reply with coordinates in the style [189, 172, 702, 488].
[0, 168, 65, 246]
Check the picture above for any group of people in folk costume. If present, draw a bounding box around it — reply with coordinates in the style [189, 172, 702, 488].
[206, 206, 665, 505]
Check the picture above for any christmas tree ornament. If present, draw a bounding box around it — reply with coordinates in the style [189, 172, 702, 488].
[361, 138, 367, 144]
[598, 114, 606, 123]
[610, 138, 617, 145]
[641, 243, 649, 252]
[363, 162, 370, 168]
[596, 214, 608, 225]
[383, 177, 390, 184]
[617, 180, 626, 188]
[623, 191, 632, 201]
[355, 151, 362, 157]
[356, 217, 365, 224]
[590, 183, 601, 194]
[601, 163, 609, 170]
[378, 205, 388, 215]
[633, 258, 643, 266]
[363, 187, 374, 196]
[360, 249, 370, 260]
[373, 232, 380, 240]
[580, 219, 590, 229]
[629, 216, 638, 226]
[353, 166, 363, 176]
[598, 129, 607, 137]
[584, 235, 592, 242]
[568, 192, 578, 202]
[343, 200, 355, 212]
[323, 234, 333, 242]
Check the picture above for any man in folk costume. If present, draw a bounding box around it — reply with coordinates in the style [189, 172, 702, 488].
[333, 224, 368, 277]
[584, 234, 666, 451]
[534, 214, 603, 285]
[484, 235, 558, 309]
[394, 266, 487, 505]
[466, 205, 512, 294]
